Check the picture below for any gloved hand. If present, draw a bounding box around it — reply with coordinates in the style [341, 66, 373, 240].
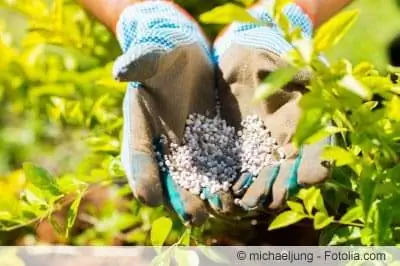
[115, 0, 234, 225]
[214, 1, 331, 212]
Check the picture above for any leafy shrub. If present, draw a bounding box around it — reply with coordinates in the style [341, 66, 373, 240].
[201, 0, 400, 246]
[0, 0, 399, 249]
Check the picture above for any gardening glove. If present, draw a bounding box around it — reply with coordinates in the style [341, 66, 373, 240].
[115, 0, 234, 226]
[214, 1, 331, 212]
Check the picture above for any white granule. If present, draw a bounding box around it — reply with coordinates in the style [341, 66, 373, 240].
[157, 113, 285, 198]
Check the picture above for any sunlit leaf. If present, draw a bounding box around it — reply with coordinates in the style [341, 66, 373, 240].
[326, 226, 361, 246]
[314, 212, 334, 230]
[298, 187, 326, 215]
[200, 3, 258, 24]
[253, 66, 298, 100]
[268, 211, 307, 230]
[180, 228, 191, 246]
[387, 96, 400, 121]
[322, 146, 356, 166]
[374, 201, 393, 245]
[151, 217, 173, 252]
[340, 205, 364, 224]
[23, 163, 62, 197]
[293, 108, 325, 147]
[338, 74, 372, 100]
[65, 194, 82, 238]
[287, 201, 304, 213]
[273, 0, 293, 18]
[314, 10, 359, 52]
[304, 126, 346, 145]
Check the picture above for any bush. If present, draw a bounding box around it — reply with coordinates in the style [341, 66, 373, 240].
[0, 0, 399, 249]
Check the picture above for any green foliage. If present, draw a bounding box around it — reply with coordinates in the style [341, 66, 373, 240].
[23, 163, 62, 197]
[199, 3, 258, 24]
[258, 2, 399, 246]
[268, 210, 307, 231]
[0, 0, 177, 246]
[0, 0, 399, 251]
[314, 10, 359, 52]
[253, 66, 298, 100]
[151, 217, 173, 251]
[199, 0, 400, 246]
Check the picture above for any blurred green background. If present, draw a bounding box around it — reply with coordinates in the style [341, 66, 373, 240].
[0, 0, 399, 246]
[1, 0, 399, 174]
[326, 0, 400, 70]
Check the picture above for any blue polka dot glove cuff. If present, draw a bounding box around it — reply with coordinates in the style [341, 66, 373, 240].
[114, 0, 211, 81]
[214, 1, 313, 62]
[214, 1, 331, 212]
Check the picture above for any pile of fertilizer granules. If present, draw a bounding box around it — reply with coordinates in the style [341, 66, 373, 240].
[157, 113, 286, 200]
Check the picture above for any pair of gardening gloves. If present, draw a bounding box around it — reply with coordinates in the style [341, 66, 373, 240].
[115, 0, 330, 226]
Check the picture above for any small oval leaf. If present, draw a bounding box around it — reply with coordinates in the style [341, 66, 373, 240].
[23, 163, 62, 196]
[322, 146, 356, 166]
[268, 211, 307, 231]
[151, 217, 173, 251]
[200, 3, 258, 25]
[340, 205, 364, 224]
[287, 201, 304, 213]
[314, 212, 334, 230]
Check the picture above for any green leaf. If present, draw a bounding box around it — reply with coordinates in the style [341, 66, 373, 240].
[314, 212, 334, 230]
[298, 187, 319, 215]
[268, 211, 307, 230]
[151, 217, 173, 252]
[23, 163, 62, 197]
[374, 200, 393, 245]
[338, 74, 372, 100]
[253, 66, 298, 100]
[340, 205, 363, 224]
[314, 10, 359, 52]
[322, 146, 356, 166]
[29, 84, 76, 98]
[275, 0, 292, 14]
[179, 228, 191, 246]
[293, 108, 325, 147]
[53, 0, 63, 30]
[199, 3, 258, 24]
[65, 194, 82, 238]
[287, 201, 304, 213]
[359, 170, 377, 219]
[275, 10, 290, 33]
[315, 190, 328, 214]
[271, 0, 293, 33]
[292, 38, 313, 63]
[304, 126, 346, 145]
[326, 226, 361, 246]
[125, 230, 147, 244]
[86, 136, 120, 153]
[360, 227, 373, 246]
[387, 95, 400, 121]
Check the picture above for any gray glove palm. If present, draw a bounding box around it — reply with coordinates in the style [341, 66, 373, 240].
[115, 1, 233, 225]
[214, 2, 331, 212]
